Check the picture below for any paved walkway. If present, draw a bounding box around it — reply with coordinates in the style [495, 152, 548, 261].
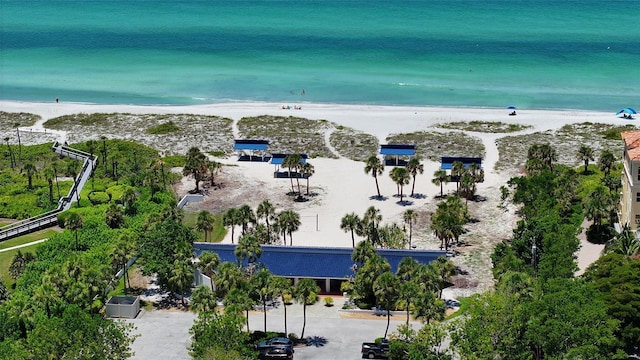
[0, 239, 47, 253]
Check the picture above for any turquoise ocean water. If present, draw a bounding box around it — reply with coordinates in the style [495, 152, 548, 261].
[1, 0, 638, 110]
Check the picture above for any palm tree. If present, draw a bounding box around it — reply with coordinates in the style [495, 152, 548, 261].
[235, 234, 262, 266]
[430, 256, 457, 298]
[257, 200, 276, 241]
[195, 210, 215, 242]
[278, 210, 301, 246]
[66, 160, 81, 204]
[373, 271, 400, 339]
[270, 276, 292, 335]
[190, 285, 217, 312]
[14, 123, 22, 164]
[294, 278, 320, 339]
[237, 204, 256, 236]
[459, 171, 477, 203]
[169, 258, 194, 307]
[214, 262, 244, 298]
[283, 154, 302, 195]
[223, 207, 239, 243]
[224, 286, 255, 331]
[396, 258, 420, 324]
[100, 135, 108, 173]
[196, 251, 220, 290]
[250, 268, 276, 332]
[598, 150, 616, 177]
[0, 280, 7, 303]
[43, 166, 56, 204]
[583, 185, 611, 227]
[4, 137, 15, 168]
[363, 206, 382, 245]
[183, 147, 207, 193]
[207, 160, 222, 187]
[120, 187, 138, 215]
[300, 162, 315, 195]
[432, 169, 448, 198]
[403, 209, 417, 249]
[577, 144, 595, 174]
[104, 204, 124, 229]
[64, 212, 84, 249]
[341, 212, 361, 247]
[21, 162, 38, 189]
[52, 162, 61, 198]
[528, 143, 557, 172]
[364, 155, 384, 198]
[406, 156, 424, 197]
[110, 233, 136, 293]
[352, 239, 376, 264]
[390, 167, 411, 203]
[451, 161, 465, 193]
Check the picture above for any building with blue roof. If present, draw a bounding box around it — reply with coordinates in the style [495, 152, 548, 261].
[234, 139, 270, 161]
[379, 144, 416, 166]
[194, 243, 446, 293]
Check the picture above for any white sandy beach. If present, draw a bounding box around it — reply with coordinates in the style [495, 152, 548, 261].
[1, 100, 617, 290]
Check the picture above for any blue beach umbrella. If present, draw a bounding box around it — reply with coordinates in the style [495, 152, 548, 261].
[617, 107, 637, 115]
[507, 105, 517, 110]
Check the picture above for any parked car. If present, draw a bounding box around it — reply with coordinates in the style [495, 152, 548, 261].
[257, 337, 294, 352]
[361, 339, 389, 359]
[260, 346, 293, 360]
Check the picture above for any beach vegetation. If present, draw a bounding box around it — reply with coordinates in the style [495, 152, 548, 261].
[390, 167, 410, 203]
[387, 131, 484, 162]
[0, 111, 40, 128]
[44, 113, 234, 156]
[435, 120, 531, 133]
[146, 120, 180, 134]
[238, 115, 336, 158]
[329, 126, 379, 161]
[183, 146, 208, 193]
[497, 123, 626, 171]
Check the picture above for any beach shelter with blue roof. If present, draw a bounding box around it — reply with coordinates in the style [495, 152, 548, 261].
[233, 139, 270, 161]
[194, 243, 447, 293]
[270, 153, 308, 177]
[440, 156, 483, 181]
[379, 144, 416, 166]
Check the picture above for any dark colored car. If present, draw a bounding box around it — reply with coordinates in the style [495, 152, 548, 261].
[260, 346, 294, 360]
[361, 339, 389, 359]
[257, 337, 294, 352]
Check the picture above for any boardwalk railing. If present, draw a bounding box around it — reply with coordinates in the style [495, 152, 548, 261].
[0, 142, 97, 241]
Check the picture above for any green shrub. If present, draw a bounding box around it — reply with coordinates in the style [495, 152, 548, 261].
[283, 293, 293, 305]
[57, 211, 71, 228]
[87, 191, 111, 205]
[323, 297, 334, 306]
[146, 121, 180, 135]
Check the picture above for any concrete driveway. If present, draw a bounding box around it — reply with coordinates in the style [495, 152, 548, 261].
[126, 296, 422, 360]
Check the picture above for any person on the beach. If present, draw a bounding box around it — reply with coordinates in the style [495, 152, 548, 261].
[56, 98, 59, 103]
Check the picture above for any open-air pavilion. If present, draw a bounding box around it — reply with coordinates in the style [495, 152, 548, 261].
[270, 153, 308, 178]
[233, 139, 270, 161]
[440, 156, 483, 181]
[193, 243, 447, 293]
[379, 144, 416, 166]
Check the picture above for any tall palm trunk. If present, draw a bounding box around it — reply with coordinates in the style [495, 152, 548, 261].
[263, 300, 267, 332]
[301, 303, 307, 339]
[384, 309, 391, 338]
[374, 175, 381, 197]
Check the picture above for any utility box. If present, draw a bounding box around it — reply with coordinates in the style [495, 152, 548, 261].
[106, 296, 140, 319]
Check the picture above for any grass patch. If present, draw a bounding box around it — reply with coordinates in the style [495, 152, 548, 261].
[435, 121, 531, 133]
[238, 115, 336, 158]
[183, 212, 227, 243]
[386, 131, 485, 161]
[0, 229, 59, 250]
[162, 155, 186, 167]
[329, 126, 379, 161]
[146, 121, 180, 135]
[0, 243, 40, 287]
[445, 296, 470, 320]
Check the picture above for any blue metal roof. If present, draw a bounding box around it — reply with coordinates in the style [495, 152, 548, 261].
[234, 139, 269, 151]
[379, 144, 416, 156]
[270, 153, 308, 165]
[193, 243, 446, 279]
[440, 156, 482, 170]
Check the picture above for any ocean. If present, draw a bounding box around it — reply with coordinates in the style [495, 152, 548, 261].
[1, 0, 638, 111]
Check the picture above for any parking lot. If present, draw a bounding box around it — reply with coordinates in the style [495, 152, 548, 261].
[126, 297, 423, 360]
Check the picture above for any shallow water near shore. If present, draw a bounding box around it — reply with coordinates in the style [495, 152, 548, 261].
[1, 0, 638, 110]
